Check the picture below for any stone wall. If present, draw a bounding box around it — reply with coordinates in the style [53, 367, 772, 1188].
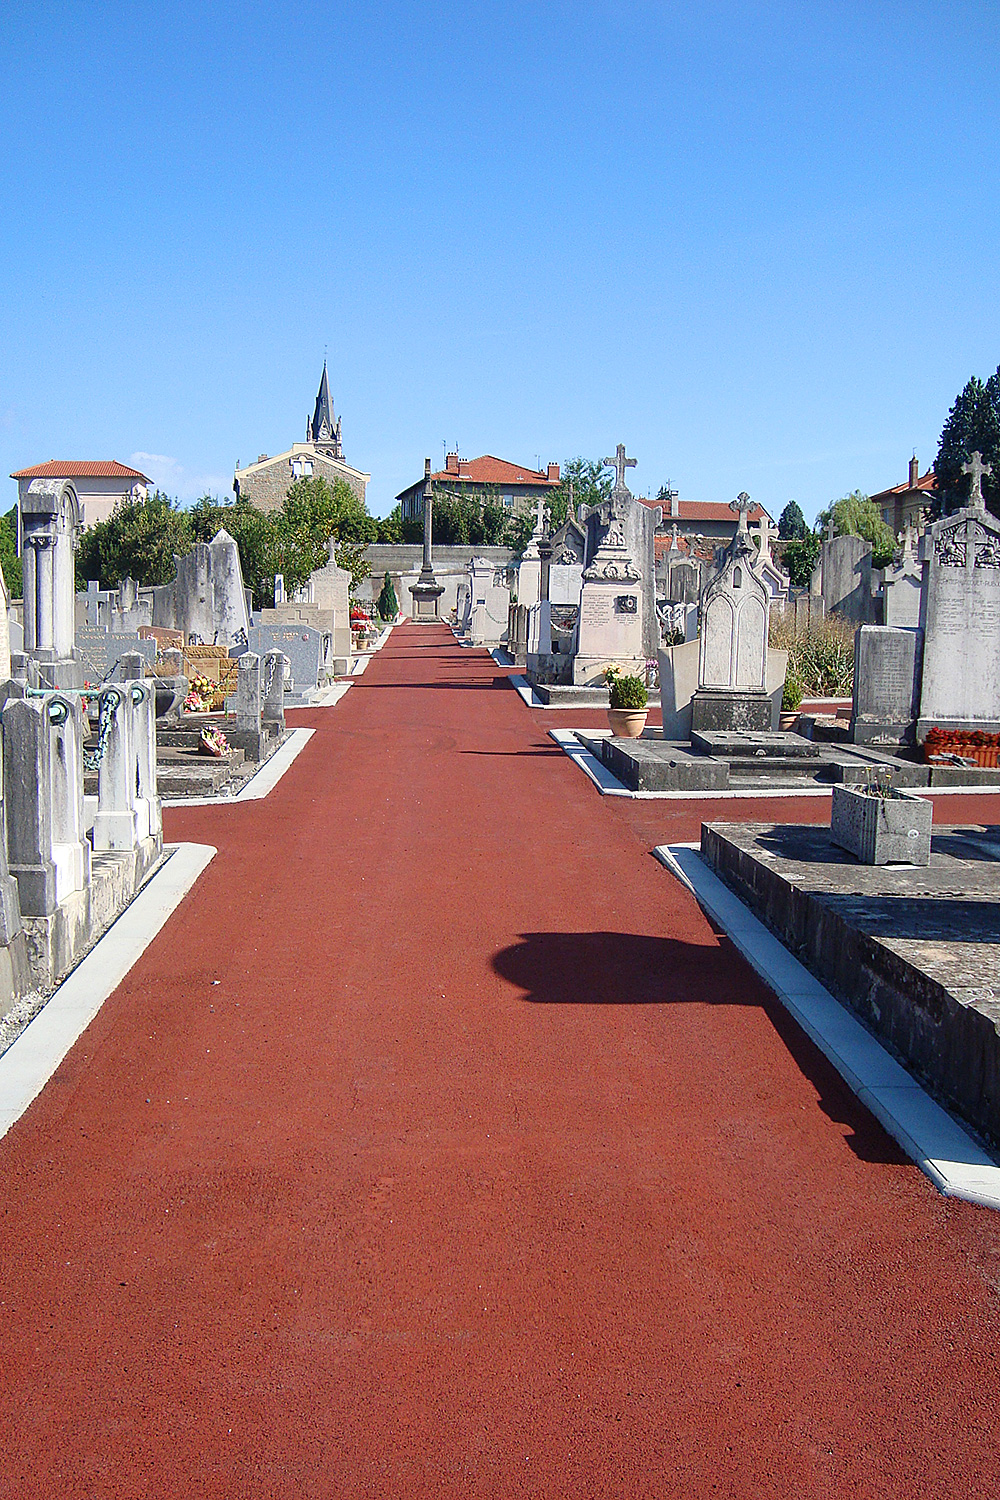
[237, 453, 367, 513]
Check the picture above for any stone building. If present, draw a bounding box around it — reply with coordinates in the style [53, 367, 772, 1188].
[11, 459, 149, 531]
[397, 454, 561, 523]
[233, 362, 370, 512]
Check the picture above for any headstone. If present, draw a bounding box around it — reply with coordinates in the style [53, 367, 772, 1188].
[139, 625, 184, 651]
[466, 557, 510, 647]
[849, 625, 923, 746]
[249, 624, 322, 702]
[91, 685, 140, 851]
[306, 552, 352, 660]
[573, 445, 650, 685]
[811, 533, 877, 623]
[691, 493, 771, 732]
[547, 516, 586, 606]
[0, 558, 11, 682]
[172, 529, 251, 649]
[916, 470, 1000, 737]
[580, 445, 661, 659]
[76, 627, 155, 685]
[3, 694, 90, 914]
[882, 530, 922, 627]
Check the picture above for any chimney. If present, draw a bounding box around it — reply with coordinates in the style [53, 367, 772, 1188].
[445, 452, 459, 475]
[257, 453, 268, 463]
[671, 490, 680, 517]
[547, 462, 559, 482]
[909, 454, 919, 489]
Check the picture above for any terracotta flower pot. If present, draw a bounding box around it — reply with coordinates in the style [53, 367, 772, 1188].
[607, 708, 648, 738]
[779, 711, 799, 731]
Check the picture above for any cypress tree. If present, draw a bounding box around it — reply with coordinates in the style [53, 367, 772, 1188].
[933, 369, 1000, 519]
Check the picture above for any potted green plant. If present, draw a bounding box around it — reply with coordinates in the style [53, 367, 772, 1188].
[780, 671, 803, 731]
[606, 666, 649, 738]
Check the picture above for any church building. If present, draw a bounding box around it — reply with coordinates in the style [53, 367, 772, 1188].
[233, 363, 370, 511]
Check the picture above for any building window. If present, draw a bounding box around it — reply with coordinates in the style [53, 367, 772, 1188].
[503, 493, 512, 508]
[304, 460, 313, 477]
[292, 460, 302, 478]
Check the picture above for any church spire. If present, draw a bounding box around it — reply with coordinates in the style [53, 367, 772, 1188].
[308, 360, 343, 458]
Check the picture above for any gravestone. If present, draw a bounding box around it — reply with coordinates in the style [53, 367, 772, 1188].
[172, 529, 251, 649]
[308, 551, 352, 660]
[573, 447, 645, 686]
[811, 532, 877, 623]
[249, 624, 322, 702]
[849, 625, 923, 746]
[76, 627, 155, 685]
[547, 516, 586, 606]
[580, 445, 661, 659]
[916, 452, 1000, 737]
[691, 493, 771, 732]
[882, 528, 922, 627]
[466, 557, 510, 647]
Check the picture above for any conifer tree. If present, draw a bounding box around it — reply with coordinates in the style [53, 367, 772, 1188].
[933, 369, 1000, 519]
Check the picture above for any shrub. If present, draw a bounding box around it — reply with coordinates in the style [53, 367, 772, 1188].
[770, 615, 855, 698]
[377, 571, 398, 620]
[782, 672, 804, 711]
[606, 666, 648, 710]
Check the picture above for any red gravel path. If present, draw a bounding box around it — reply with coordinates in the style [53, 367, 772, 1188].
[2, 625, 999, 1499]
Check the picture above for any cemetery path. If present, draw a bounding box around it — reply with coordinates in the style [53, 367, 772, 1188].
[2, 624, 1000, 1499]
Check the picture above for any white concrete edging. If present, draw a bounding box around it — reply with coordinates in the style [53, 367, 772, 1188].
[162, 727, 315, 809]
[0, 842, 217, 1141]
[654, 842, 1000, 1212]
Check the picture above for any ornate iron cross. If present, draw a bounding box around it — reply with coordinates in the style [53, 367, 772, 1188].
[603, 444, 637, 492]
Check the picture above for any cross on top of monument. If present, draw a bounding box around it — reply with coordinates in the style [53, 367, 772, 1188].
[532, 495, 546, 535]
[603, 443, 637, 493]
[755, 512, 773, 556]
[729, 491, 753, 533]
[962, 449, 992, 509]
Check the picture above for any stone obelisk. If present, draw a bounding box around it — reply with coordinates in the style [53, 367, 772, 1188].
[410, 458, 445, 620]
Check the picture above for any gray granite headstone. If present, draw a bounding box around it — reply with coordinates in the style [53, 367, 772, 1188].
[917, 499, 1000, 736]
[849, 625, 923, 746]
[249, 624, 322, 700]
[75, 627, 155, 685]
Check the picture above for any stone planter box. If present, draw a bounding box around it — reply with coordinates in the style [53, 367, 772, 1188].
[830, 784, 932, 866]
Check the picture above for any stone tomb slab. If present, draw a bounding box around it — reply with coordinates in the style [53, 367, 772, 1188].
[690, 729, 819, 759]
[701, 820, 1000, 1149]
[598, 736, 730, 792]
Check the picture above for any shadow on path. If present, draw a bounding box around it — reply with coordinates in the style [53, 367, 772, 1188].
[493, 930, 907, 1168]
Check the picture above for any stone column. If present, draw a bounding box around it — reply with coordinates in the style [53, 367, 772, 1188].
[4, 694, 89, 914]
[410, 459, 444, 619]
[261, 650, 287, 729]
[236, 652, 262, 732]
[36, 540, 54, 654]
[92, 686, 139, 852]
[130, 682, 161, 842]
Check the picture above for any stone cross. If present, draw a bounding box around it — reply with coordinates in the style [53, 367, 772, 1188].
[603, 444, 637, 493]
[532, 496, 546, 536]
[962, 450, 992, 509]
[670, 522, 679, 550]
[826, 518, 835, 543]
[729, 491, 754, 534]
[567, 479, 575, 521]
[755, 513, 773, 559]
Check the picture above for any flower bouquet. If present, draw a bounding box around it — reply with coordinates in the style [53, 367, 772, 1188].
[198, 725, 231, 759]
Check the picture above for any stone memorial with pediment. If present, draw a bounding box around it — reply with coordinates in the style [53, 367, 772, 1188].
[580, 445, 660, 660]
[572, 446, 646, 686]
[690, 493, 771, 732]
[916, 451, 1000, 738]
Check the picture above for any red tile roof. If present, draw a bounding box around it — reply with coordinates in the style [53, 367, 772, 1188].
[869, 468, 937, 502]
[424, 456, 560, 487]
[639, 497, 773, 524]
[10, 460, 150, 481]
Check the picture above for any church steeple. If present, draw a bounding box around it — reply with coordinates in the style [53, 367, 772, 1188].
[307, 361, 343, 458]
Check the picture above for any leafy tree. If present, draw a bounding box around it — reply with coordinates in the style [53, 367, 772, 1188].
[377, 505, 403, 544]
[0, 507, 21, 598]
[76, 491, 192, 589]
[778, 500, 807, 540]
[933, 369, 1000, 519]
[781, 533, 821, 587]
[377, 571, 398, 620]
[816, 490, 896, 569]
[550, 457, 611, 520]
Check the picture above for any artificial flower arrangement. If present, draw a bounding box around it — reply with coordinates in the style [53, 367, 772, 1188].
[183, 672, 217, 714]
[198, 725, 231, 759]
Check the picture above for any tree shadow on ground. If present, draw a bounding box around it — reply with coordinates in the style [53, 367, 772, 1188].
[492, 930, 908, 1168]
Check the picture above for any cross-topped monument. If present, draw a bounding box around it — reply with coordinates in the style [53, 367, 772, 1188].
[729, 491, 754, 534]
[962, 449, 992, 510]
[755, 512, 773, 559]
[603, 444, 637, 494]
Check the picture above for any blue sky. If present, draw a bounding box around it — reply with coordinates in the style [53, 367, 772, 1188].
[2, 1, 998, 521]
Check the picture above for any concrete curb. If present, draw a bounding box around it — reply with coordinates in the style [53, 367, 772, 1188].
[654, 842, 1000, 1212]
[0, 842, 217, 1141]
